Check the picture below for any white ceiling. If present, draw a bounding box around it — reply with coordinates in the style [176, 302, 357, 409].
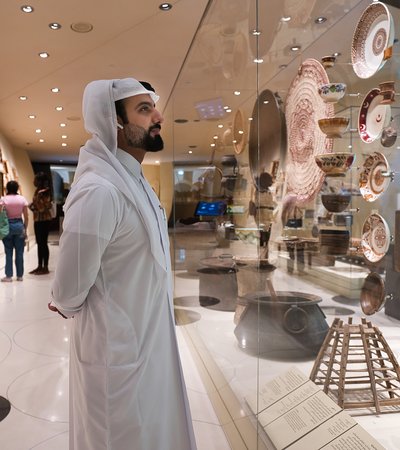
[1, 0, 399, 165]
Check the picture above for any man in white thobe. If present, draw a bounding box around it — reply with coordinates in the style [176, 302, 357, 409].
[50, 78, 197, 450]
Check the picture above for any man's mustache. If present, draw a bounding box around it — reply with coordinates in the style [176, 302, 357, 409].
[149, 124, 161, 132]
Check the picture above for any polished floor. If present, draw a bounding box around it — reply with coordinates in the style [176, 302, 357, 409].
[0, 240, 230, 450]
[2, 234, 400, 449]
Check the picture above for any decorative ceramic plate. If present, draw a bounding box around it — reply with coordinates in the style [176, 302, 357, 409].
[359, 152, 390, 202]
[351, 1, 395, 79]
[232, 109, 248, 154]
[361, 213, 390, 263]
[248, 89, 287, 186]
[360, 272, 385, 315]
[358, 88, 391, 143]
[285, 59, 334, 205]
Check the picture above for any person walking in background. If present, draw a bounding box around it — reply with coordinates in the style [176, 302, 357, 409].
[29, 172, 53, 275]
[0, 180, 29, 282]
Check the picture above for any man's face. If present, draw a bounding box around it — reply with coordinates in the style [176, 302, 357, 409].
[121, 94, 164, 152]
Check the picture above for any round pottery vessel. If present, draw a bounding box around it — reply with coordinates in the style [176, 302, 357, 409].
[315, 153, 355, 177]
[360, 272, 385, 316]
[318, 83, 347, 103]
[234, 291, 329, 357]
[321, 194, 351, 213]
[318, 117, 350, 138]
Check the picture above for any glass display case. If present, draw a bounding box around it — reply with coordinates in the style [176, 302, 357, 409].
[168, 1, 400, 448]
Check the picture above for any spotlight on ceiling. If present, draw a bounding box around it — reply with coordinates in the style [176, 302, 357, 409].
[49, 23, 62, 30]
[21, 5, 34, 13]
[159, 3, 172, 11]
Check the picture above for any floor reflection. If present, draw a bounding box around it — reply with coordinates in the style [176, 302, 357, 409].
[174, 308, 202, 326]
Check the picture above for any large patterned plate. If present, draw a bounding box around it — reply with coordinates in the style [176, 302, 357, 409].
[361, 213, 390, 263]
[285, 59, 334, 205]
[351, 1, 395, 79]
[359, 152, 390, 202]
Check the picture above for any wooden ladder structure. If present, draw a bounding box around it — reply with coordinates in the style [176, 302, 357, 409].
[310, 317, 400, 413]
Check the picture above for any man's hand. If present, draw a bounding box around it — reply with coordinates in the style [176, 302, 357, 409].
[48, 302, 69, 319]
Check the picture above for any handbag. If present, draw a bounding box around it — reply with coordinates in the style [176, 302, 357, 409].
[0, 207, 9, 240]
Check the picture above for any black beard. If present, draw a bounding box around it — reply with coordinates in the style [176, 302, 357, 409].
[144, 131, 164, 152]
[124, 124, 164, 152]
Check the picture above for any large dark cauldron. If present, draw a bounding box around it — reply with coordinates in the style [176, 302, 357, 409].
[234, 291, 329, 358]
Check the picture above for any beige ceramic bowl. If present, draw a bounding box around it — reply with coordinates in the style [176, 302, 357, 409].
[318, 117, 350, 138]
[315, 153, 355, 177]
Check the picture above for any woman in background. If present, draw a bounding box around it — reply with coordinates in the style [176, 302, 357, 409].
[29, 172, 53, 275]
[0, 180, 29, 282]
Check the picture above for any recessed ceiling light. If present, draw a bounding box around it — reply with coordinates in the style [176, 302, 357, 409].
[218, 124, 224, 128]
[51, 87, 60, 93]
[39, 52, 50, 59]
[21, 5, 34, 13]
[28, 114, 36, 119]
[35, 129, 42, 133]
[251, 29, 261, 36]
[234, 91, 241, 96]
[39, 139, 44, 143]
[210, 143, 216, 147]
[315, 16, 327, 24]
[60, 123, 66, 127]
[62, 143, 67, 147]
[291, 45, 301, 52]
[238, 130, 244, 135]
[61, 135, 67, 139]
[188, 151, 193, 154]
[71, 22, 93, 33]
[248, 117, 253, 121]
[55, 106, 63, 111]
[213, 135, 218, 139]
[226, 109, 232, 113]
[223, 106, 229, 110]
[159, 3, 172, 11]
[254, 58, 264, 63]
[263, 100, 269, 104]
[49, 23, 62, 30]
[155, 160, 160, 164]
[281, 16, 291, 22]
[332, 52, 341, 57]
[19, 96, 27, 101]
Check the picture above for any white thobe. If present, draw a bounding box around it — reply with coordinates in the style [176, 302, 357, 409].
[51, 144, 196, 450]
